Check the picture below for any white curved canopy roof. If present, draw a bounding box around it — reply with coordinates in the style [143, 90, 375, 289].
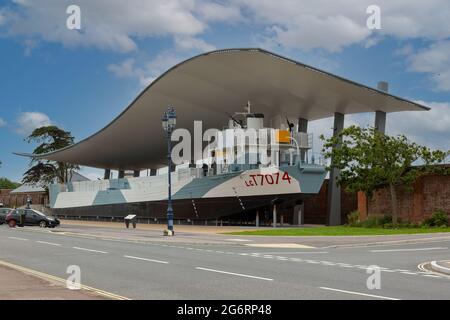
[17, 48, 428, 170]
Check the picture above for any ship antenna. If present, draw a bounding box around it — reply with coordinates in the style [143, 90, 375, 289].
[226, 112, 243, 127]
[286, 116, 294, 133]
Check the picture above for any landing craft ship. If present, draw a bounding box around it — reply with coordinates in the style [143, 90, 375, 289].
[49, 106, 327, 224]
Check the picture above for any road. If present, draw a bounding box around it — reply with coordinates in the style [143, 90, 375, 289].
[1, 225, 450, 300]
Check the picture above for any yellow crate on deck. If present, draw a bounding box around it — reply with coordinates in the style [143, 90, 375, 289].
[276, 130, 290, 143]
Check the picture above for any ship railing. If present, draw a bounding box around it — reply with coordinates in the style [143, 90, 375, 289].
[299, 152, 327, 166]
[60, 170, 197, 193]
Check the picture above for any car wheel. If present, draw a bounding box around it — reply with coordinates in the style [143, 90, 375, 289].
[8, 220, 17, 228]
[39, 221, 47, 228]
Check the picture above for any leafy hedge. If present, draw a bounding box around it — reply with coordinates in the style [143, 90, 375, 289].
[347, 209, 448, 229]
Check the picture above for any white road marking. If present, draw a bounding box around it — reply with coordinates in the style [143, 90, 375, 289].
[290, 258, 303, 262]
[305, 260, 320, 264]
[319, 287, 400, 300]
[36, 241, 61, 246]
[423, 274, 441, 278]
[417, 262, 447, 279]
[124, 255, 169, 264]
[246, 243, 315, 249]
[338, 264, 354, 268]
[8, 236, 28, 241]
[401, 272, 418, 275]
[72, 247, 108, 254]
[225, 238, 253, 242]
[370, 247, 448, 253]
[250, 251, 328, 255]
[195, 267, 273, 281]
[391, 269, 411, 272]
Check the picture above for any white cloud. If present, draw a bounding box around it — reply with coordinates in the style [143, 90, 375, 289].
[271, 14, 370, 52]
[236, 0, 450, 52]
[394, 44, 414, 56]
[408, 41, 450, 91]
[174, 36, 216, 52]
[108, 52, 187, 87]
[3, 0, 450, 92]
[0, 118, 6, 127]
[388, 100, 450, 151]
[16, 112, 52, 136]
[107, 59, 137, 78]
[2, 0, 450, 55]
[196, 2, 242, 23]
[309, 113, 374, 156]
[79, 168, 103, 181]
[1, 0, 206, 53]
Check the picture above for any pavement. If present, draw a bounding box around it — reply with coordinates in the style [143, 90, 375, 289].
[0, 263, 106, 300]
[1, 222, 450, 300]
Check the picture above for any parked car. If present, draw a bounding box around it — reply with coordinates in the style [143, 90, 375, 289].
[0, 208, 13, 225]
[5, 209, 60, 228]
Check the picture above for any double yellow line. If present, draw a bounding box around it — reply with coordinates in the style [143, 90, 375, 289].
[0, 259, 130, 300]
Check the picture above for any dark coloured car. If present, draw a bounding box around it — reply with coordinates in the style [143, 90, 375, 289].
[5, 209, 60, 228]
[0, 208, 13, 225]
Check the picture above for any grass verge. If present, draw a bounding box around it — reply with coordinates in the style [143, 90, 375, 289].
[226, 226, 450, 236]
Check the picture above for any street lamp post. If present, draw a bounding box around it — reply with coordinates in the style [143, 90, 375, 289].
[161, 106, 177, 236]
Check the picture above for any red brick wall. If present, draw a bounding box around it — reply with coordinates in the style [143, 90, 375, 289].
[0, 189, 12, 206]
[360, 173, 450, 223]
[304, 179, 357, 224]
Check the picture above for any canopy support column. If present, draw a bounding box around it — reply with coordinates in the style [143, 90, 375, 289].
[375, 81, 388, 134]
[103, 169, 111, 180]
[327, 112, 344, 226]
[298, 118, 308, 163]
[272, 205, 277, 228]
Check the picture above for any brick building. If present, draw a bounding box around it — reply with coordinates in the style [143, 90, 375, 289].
[0, 172, 90, 209]
[0, 185, 47, 208]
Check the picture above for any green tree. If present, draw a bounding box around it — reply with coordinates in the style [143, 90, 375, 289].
[321, 126, 449, 226]
[23, 126, 80, 186]
[0, 177, 20, 189]
[0, 162, 21, 189]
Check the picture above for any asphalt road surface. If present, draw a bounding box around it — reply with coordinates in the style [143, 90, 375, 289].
[1, 226, 450, 300]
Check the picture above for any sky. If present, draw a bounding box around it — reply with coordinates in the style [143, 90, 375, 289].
[0, 0, 449, 182]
